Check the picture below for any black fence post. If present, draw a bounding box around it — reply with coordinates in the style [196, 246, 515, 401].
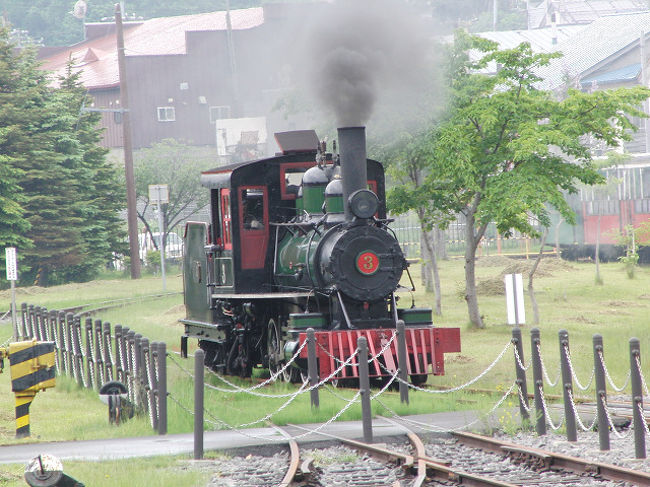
[57, 311, 66, 374]
[32, 306, 40, 340]
[134, 334, 143, 410]
[530, 328, 546, 436]
[307, 328, 319, 409]
[194, 349, 204, 460]
[396, 320, 409, 405]
[47, 310, 57, 343]
[72, 316, 83, 386]
[126, 330, 136, 404]
[512, 327, 529, 422]
[630, 338, 646, 459]
[20, 303, 28, 339]
[141, 338, 155, 429]
[65, 313, 74, 377]
[157, 342, 167, 435]
[39, 308, 48, 341]
[28, 305, 35, 339]
[593, 334, 609, 451]
[559, 329, 577, 442]
[85, 318, 94, 390]
[115, 325, 123, 385]
[103, 322, 113, 382]
[358, 336, 373, 443]
[94, 319, 104, 386]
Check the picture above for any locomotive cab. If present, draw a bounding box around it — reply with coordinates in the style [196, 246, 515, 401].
[180, 127, 460, 382]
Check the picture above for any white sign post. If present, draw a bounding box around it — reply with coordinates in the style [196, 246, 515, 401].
[504, 273, 525, 326]
[5, 247, 18, 340]
[148, 185, 169, 291]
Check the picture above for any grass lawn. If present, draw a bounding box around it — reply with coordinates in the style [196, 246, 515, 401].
[0, 257, 648, 485]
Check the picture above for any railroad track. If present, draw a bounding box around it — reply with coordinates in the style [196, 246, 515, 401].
[269, 421, 650, 486]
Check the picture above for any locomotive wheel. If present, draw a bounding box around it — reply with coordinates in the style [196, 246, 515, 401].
[410, 374, 428, 387]
[283, 366, 301, 384]
[267, 319, 282, 378]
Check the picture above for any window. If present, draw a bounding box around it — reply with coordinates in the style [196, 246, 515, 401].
[157, 106, 175, 122]
[220, 189, 232, 250]
[113, 110, 122, 124]
[241, 189, 265, 230]
[209, 105, 231, 123]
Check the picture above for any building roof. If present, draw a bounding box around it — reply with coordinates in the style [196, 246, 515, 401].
[535, 11, 650, 90]
[528, 0, 648, 29]
[580, 62, 641, 88]
[40, 8, 264, 90]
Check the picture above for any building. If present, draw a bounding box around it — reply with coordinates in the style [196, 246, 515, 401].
[39, 4, 320, 153]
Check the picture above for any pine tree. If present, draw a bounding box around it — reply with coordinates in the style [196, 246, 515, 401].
[0, 26, 36, 283]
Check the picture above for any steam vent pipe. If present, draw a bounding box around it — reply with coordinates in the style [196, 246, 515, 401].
[338, 126, 368, 221]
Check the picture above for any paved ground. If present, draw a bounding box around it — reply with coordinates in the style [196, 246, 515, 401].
[0, 410, 483, 465]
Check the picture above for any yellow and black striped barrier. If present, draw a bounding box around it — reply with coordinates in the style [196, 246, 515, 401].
[0, 339, 56, 438]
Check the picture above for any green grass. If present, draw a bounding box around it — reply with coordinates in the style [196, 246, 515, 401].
[0, 456, 210, 487]
[1, 258, 649, 485]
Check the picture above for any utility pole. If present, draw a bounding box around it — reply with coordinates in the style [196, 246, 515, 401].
[493, 0, 498, 31]
[116, 3, 141, 279]
[225, 0, 241, 117]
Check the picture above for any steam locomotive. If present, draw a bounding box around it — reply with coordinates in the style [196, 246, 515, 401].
[180, 126, 460, 384]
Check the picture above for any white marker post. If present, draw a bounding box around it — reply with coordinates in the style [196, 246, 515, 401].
[5, 247, 18, 340]
[504, 273, 525, 327]
[148, 184, 169, 291]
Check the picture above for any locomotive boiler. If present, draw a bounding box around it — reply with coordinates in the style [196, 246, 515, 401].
[180, 126, 460, 384]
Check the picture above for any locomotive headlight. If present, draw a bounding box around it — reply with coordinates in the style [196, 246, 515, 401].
[348, 189, 379, 219]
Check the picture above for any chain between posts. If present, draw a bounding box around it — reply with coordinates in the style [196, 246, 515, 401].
[635, 354, 650, 399]
[538, 384, 565, 431]
[537, 342, 560, 387]
[376, 381, 517, 434]
[381, 339, 512, 393]
[564, 344, 595, 391]
[599, 350, 630, 392]
[567, 389, 597, 432]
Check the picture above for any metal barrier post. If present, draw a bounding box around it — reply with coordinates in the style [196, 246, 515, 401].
[307, 328, 319, 409]
[47, 310, 56, 342]
[126, 330, 136, 404]
[94, 319, 104, 386]
[20, 303, 28, 338]
[114, 324, 123, 385]
[72, 316, 83, 386]
[559, 329, 577, 442]
[358, 336, 373, 443]
[65, 313, 74, 376]
[593, 334, 609, 451]
[530, 328, 546, 435]
[141, 338, 156, 429]
[103, 322, 113, 381]
[157, 342, 167, 435]
[396, 320, 409, 405]
[28, 305, 35, 338]
[85, 318, 94, 389]
[194, 349, 204, 460]
[630, 338, 646, 459]
[512, 327, 529, 421]
[57, 311, 66, 374]
[134, 334, 144, 409]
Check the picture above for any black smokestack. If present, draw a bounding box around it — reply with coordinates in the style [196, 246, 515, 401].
[338, 126, 367, 221]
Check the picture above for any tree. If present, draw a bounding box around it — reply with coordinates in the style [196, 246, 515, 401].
[133, 140, 216, 256]
[0, 26, 33, 280]
[385, 129, 446, 315]
[54, 65, 127, 282]
[393, 31, 650, 328]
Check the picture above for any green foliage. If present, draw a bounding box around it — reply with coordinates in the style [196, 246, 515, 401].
[0, 26, 33, 278]
[133, 139, 216, 251]
[0, 31, 125, 286]
[390, 31, 650, 327]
